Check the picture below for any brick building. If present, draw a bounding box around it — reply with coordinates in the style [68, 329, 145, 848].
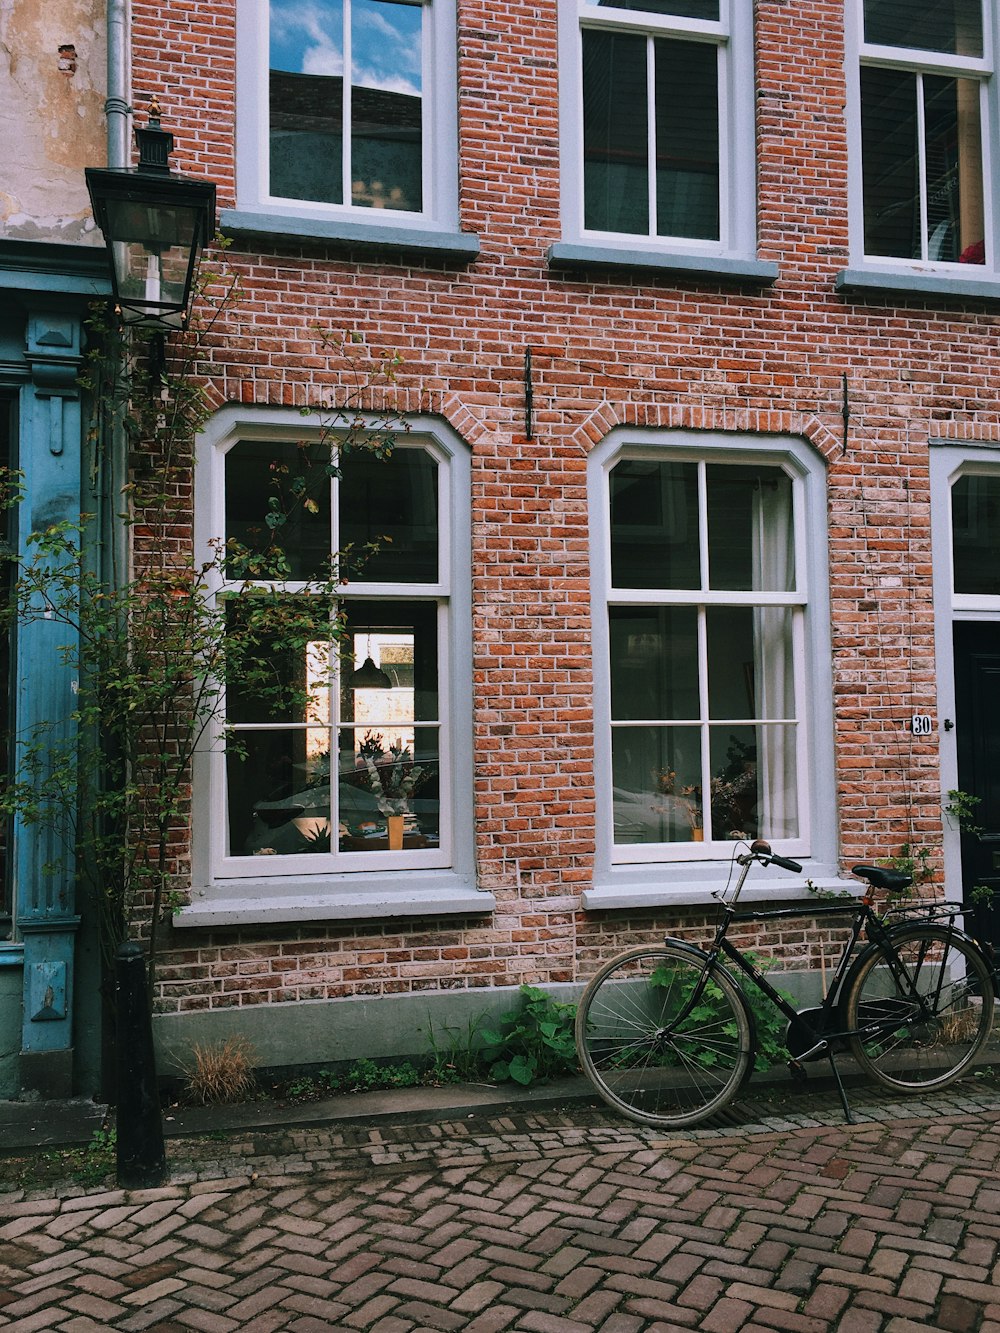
[7, 0, 1000, 1092]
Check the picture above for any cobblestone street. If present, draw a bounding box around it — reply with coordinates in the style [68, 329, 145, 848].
[2, 1084, 1000, 1331]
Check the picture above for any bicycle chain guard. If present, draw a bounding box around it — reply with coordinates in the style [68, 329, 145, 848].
[785, 1006, 849, 1061]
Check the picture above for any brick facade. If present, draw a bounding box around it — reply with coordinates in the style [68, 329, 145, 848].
[126, 1, 1000, 1036]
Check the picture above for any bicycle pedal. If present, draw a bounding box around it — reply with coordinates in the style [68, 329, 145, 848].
[787, 1059, 808, 1084]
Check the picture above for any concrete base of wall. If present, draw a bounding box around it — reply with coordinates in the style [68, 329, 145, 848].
[153, 984, 584, 1079]
[153, 969, 822, 1082]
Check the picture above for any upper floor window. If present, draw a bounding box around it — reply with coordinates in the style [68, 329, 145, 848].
[237, 0, 459, 230]
[560, 0, 757, 256]
[851, 0, 996, 274]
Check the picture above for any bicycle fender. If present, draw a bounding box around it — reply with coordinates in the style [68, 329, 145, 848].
[841, 920, 987, 1003]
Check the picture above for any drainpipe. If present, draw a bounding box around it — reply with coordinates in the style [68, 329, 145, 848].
[101, 0, 131, 587]
[105, 0, 131, 169]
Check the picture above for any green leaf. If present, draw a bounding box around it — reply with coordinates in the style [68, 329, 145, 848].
[507, 1055, 536, 1085]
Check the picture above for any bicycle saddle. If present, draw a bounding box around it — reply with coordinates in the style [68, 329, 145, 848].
[851, 864, 913, 893]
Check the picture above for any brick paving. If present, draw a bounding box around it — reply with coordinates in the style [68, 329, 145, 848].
[2, 1085, 1000, 1331]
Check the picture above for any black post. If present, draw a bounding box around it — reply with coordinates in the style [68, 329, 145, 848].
[114, 940, 167, 1187]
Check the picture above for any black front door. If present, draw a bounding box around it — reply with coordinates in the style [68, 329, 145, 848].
[954, 621, 1000, 952]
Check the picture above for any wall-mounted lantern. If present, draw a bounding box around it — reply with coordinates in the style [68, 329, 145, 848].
[85, 98, 216, 331]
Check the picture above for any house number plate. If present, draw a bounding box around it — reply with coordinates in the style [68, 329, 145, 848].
[911, 714, 933, 735]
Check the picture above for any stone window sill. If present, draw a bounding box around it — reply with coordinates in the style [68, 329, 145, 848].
[582, 868, 860, 912]
[548, 242, 779, 285]
[176, 871, 493, 928]
[836, 267, 1000, 302]
[220, 209, 480, 263]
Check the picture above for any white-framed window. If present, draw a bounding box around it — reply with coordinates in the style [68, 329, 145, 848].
[236, 0, 459, 231]
[558, 0, 757, 256]
[847, 0, 998, 276]
[186, 409, 478, 924]
[590, 431, 837, 901]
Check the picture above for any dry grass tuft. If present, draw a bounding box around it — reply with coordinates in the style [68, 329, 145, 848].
[181, 1037, 257, 1105]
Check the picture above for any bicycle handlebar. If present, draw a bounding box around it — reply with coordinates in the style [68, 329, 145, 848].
[746, 838, 803, 874]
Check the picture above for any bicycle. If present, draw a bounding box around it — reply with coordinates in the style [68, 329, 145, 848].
[575, 839, 997, 1128]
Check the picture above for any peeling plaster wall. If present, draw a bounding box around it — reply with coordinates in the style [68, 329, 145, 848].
[0, 0, 107, 245]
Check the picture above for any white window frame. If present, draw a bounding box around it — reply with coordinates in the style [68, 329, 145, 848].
[586, 429, 843, 909]
[846, 0, 999, 281]
[181, 407, 481, 927]
[930, 441, 1000, 904]
[235, 0, 460, 234]
[558, 0, 758, 259]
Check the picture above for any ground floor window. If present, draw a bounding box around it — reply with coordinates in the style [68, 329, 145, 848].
[592, 432, 823, 867]
[206, 423, 464, 881]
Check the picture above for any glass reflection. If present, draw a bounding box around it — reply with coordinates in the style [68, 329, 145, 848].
[228, 599, 440, 855]
[952, 475, 1000, 595]
[610, 606, 698, 721]
[613, 725, 703, 844]
[610, 459, 699, 588]
[707, 464, 795, 592]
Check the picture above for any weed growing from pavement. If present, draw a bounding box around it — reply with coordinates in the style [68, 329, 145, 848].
[4, 1126, 120, 1192]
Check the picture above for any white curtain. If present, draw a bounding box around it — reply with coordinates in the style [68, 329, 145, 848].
[752, 483, 797, 839]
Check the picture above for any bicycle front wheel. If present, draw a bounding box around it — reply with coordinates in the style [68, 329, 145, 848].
[845, 925, 995, 1093]
[575, 944, 754, 1129]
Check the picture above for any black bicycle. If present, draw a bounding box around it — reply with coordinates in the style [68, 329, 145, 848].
[575, 840, 996, 1128]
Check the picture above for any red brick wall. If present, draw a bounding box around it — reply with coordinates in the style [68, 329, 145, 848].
[128, 1, 1000, 1016]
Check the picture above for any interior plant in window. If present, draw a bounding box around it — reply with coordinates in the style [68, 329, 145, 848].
[361, 738, 426, 818]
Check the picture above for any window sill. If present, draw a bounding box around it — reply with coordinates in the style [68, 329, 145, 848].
[177, 871, 493, 928]
[220, 209, 481, 263]
[548, 242, 779, 285]
[582, 867, 860, 912]
[836, 267, 1000, 303]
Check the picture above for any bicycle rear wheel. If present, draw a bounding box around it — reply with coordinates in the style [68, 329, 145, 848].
[845, 924, 995, 1093]
[575, 944, 753, 1129]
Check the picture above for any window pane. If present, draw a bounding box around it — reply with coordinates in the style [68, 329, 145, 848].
[861, 66, 919, 259]
[226, 440, 332, 580]
[226, 598, 335, 725]
[612, 725, 703, 844]
[270, 0, 345, 203]
[340, 447, 438, 582]
[583, 29, 650, 234]
[596, 0, 720, 17]
[338, 599, 440, 846]
[610, 459, 699, 588]
[339, 600, 439, 727]
[610, 607, 699, 721]
[707, 464, 795, 591]
[862, 67, 985, 263]
[710, 725, 798, 841]
[925, 75, 985, 265]
[707, 727, 759, 841]
[351, 0, 423, 211]
[230, 728, 334, 856]
[654, 39, 719, 240]
[952, 475, 1000, 594]
[338, 729, 440, 848]
[707, 608, 794, 720]
[863, 0, 983, 58]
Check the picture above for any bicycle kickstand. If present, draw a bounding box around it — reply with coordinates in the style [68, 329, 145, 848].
[826, 1049, 855, 1125]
